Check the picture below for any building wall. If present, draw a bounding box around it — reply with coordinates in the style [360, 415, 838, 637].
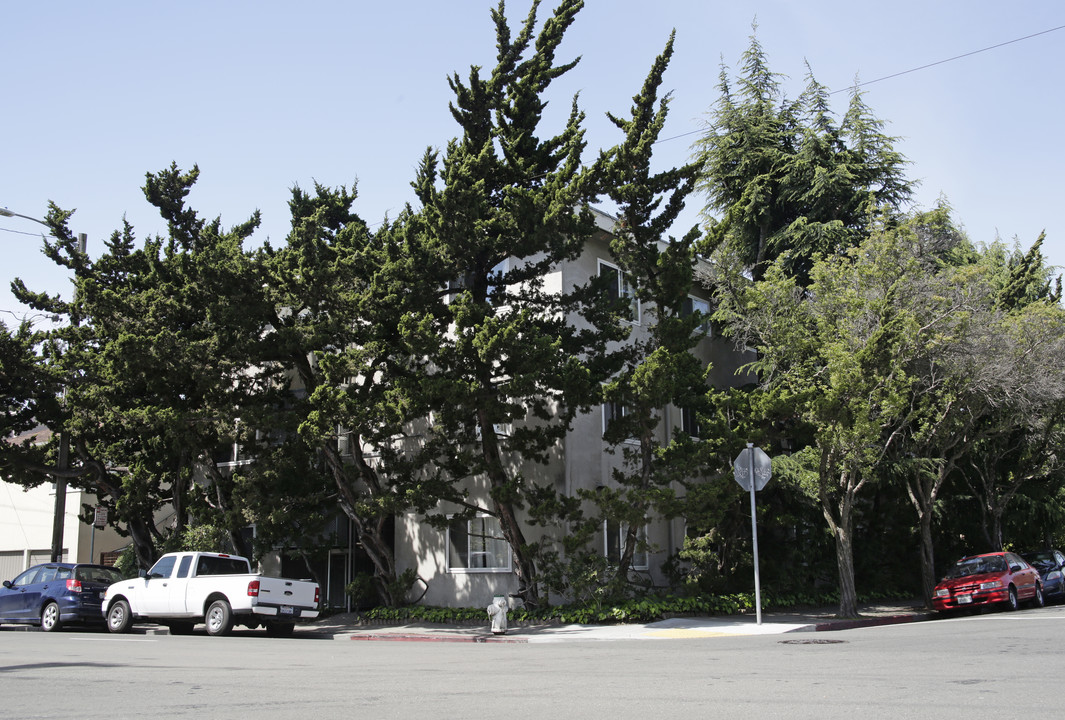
[0, 479, 127, 580]
[396, 219, 756, 607]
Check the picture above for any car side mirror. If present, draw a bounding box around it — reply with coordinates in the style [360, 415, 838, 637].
[2, 580, 12, 589]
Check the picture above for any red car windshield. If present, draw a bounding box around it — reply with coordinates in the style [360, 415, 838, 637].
[946, 556, 1007, 579]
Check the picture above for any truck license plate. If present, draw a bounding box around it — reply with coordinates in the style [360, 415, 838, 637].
[280, 605, 294, 615]
[957, 595, 972, 604]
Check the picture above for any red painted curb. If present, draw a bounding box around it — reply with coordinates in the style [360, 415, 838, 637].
[348, 633, 528, 643]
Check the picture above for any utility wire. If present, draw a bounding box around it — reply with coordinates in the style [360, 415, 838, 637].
[0, 226, 54, 238]
[655, 22, 1065, 144]
[829, 23, 1065, 95]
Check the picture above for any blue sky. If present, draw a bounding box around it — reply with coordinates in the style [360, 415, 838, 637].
[3, 1, 1063, 324]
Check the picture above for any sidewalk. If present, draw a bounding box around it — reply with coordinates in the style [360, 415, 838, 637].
[298, 601, 933, 643]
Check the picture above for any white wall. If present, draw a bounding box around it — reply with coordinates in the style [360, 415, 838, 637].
[0, 480, 126, 579]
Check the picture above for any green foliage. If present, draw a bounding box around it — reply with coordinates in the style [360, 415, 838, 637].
[693, 30, 912, 284]
[347, 569, 419, 608]
[345, 574, 377, 608]
[357, 590, 901, 626]
[401, 0, 632, 607]
[112, 545, 139, 579]
[7, 2, 1063, 619]
[0, 319, 61, 482]
[179, 524, 232, 553]
[590, 29, 715, 584]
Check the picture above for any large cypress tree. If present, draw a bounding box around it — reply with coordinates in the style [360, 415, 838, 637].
[407, 0, 626, 607]
[14, 166, 275, 568]
[593, 32, 708, 582]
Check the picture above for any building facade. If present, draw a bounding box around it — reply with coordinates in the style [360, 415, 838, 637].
[394, 212, 753, 607]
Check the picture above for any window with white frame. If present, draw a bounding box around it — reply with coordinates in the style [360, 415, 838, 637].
[475, 422, 513, 439]
[599, 260, 639, 323]
[604, 519, 648, 570]
[682, 295, 712, 337]
[447, 515, 512, 572]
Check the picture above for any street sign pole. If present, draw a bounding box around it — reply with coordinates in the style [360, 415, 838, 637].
[734, 443, 770, 626]
[746, 444, 762, 625]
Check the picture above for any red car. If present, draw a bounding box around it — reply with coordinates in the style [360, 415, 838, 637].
[933, 551, 1044, 613]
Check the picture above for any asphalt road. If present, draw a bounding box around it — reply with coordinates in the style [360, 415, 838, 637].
[2, 607, 1064, 719]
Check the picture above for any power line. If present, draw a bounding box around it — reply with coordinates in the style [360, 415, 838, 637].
[0, 225, 54, 238]
[829, 23, 1065, 95]
[654, 22, 1065, 145]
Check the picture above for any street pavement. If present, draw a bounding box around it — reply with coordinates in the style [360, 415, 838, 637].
[296, 600, 933, 643]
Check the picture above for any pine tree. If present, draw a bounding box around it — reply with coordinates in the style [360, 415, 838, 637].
[693, 32, 912, 284]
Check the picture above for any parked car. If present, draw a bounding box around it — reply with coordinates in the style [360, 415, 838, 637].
[1021, 549, 1065, 603]
[933, 551, 1044, 613]
[0, 563, 125, 631]
[103, 551, 319, 636]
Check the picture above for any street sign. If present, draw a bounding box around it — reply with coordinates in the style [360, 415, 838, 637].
[93, 506, 108, 529]
[733, 446, 772, 492]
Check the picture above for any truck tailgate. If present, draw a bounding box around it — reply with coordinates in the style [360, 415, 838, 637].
[252, 577, 319, 618]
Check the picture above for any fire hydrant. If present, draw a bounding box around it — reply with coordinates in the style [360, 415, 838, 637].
[487, 595, 508, 635]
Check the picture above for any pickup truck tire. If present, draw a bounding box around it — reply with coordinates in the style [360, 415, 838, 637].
[265, 622, 295, 637]
[107, 600, 132, 634]
[41, 602, 62, 632]
[205, 599, 234, 636]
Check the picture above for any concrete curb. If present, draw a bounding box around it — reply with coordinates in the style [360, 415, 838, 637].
[324, 609, 934, 642]
[811, 612, 932, 632]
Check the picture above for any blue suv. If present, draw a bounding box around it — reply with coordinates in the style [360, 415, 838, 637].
[0, 563, 125, 632]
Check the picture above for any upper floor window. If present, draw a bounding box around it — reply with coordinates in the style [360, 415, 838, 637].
[602, 398, 639, 445]
[682, 295, 712, 337]
[679, 406, 702, 439]
[599, 260, 639, 324]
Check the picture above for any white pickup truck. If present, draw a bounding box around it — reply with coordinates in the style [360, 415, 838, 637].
[102, 551, 320, 636]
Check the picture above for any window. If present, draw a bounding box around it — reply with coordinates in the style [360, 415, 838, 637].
[196, 556, 250, 576]
[602, 397, 639, 444]
[148, 555, 176, 579]
[447, 515, 512, 573]
[599, 260, 639, 323]
[176, 556, 193, 579]
[603, 520, 648, 570]
[679, 406, 701, 439]
[486, 258, 511, 300]
[12, 567, 41, 587]
[603, 399, 626, 431]
[682, 295, 712, 337]
[475, 422, 513, 439]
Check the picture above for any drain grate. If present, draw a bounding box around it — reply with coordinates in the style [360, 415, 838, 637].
[779, 638, 847, 645]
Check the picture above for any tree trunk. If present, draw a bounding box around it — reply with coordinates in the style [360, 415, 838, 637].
[493, 495, 538, 607]
[321, 442, 401, 606]
[905, 463, 945, 610]
[917, 507, 936, 609]
[93, 470, 157, 569]
[479, 412, 540, 607]
[830, 516, 858, 618]
[819, 456, 859, 618]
